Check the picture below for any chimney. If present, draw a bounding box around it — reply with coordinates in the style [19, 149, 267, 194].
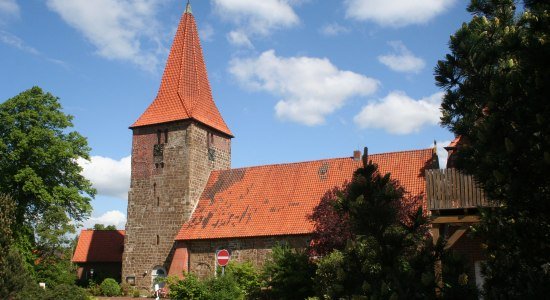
[353, 150, 361, 161]
[362, 146, 369, 168]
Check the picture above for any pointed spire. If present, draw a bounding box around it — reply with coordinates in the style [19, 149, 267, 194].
[185, 1, 192, 14]
[131, 5, 232, 137]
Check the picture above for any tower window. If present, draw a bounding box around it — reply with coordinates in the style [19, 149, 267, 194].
[207, 132, 214, 147]
[156, 235, 160, 245]
[208, 148, 215, 161]
[157, 130, 161, 145]
[157, 197, 160, 207]
[153, 183, 156, 196]
[164, 129, 168, 144]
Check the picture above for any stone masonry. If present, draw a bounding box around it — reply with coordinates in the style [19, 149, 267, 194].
[122, 121, 231, 290]
[170, 235, 310, 279]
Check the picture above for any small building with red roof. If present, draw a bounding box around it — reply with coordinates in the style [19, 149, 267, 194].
[72, 229, 125, 283]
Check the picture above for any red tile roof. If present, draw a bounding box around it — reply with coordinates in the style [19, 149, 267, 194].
[131, 8, 232, 137]
[175, 149, 433, 241]
[72, 230, 125, 263]
[445, 135, 463, 150]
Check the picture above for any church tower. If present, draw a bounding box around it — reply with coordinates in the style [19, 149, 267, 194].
[122, 3, 232, 290]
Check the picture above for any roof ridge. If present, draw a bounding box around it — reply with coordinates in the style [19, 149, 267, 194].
[219, 148, 432, 172]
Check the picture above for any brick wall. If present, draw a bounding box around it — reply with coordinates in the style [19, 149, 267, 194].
[169, 235, 310, 279]
[122, 120, 231, 290]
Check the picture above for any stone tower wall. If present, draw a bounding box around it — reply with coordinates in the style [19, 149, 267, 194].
[122, 120, 231, 291]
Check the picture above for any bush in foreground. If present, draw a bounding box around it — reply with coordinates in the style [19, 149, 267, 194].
[100, 278, 121, 296]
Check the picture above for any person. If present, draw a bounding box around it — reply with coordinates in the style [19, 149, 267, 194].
[154, 283, 160, 300]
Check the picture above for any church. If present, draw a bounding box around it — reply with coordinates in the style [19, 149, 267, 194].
[73, 3, 485, 292]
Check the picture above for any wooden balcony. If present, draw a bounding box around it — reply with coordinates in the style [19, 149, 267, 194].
[426, 168, 493, 212]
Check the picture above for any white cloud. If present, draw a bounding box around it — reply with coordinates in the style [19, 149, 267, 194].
[320, 23, 350, 36]
[229, 50, 379, 125]
[0, 0, 19, 18]
[227, 30, 253, 48]
[199, 23, 215, 42]
[78, 155, 131, 200]
[345, 0, 456, 27]
[354, 91, 442, 134]
[0, 30, 39, 55]
[46, 0, 165, 72]
[0, 30, 68, 66]
[81, 210, 127, 230]
[378, 41, 425, 73]
[212, 0, 299, 47]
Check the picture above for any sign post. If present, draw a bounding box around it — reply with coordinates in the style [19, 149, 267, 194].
[216, 249, 230, 276]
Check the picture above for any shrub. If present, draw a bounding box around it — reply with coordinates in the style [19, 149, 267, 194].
[167, 273, 208, 300]
[223, 261, 261, 297]
[119, 282, 131, 296]
[87, 280, 101, 296]
[17, 284, 89, 300]
[100, 278, 121, 296]
[44, 284, 89, 300]
[204, 274, 244, 300]
[261, 244, 316, 300]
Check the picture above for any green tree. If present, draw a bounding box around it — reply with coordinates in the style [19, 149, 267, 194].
[310, 161, 478, 299]
[92, 223, 117, 230]
[0, 87, 95, 273]
[435, 0, 550, 297]
[261, 244, 316, 300]
[0, 193, 35, 298]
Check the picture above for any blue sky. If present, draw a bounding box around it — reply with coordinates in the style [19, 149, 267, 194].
[0, 0, 471, 229]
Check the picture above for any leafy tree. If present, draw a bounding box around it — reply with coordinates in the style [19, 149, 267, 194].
[0, 194, 36, 298]
[435, 0, 550, 297]
[310, 161, 478, 299]
[261, 244, 316, 300]
[92, 223, 117, 230]
[0, 87, 95, 272]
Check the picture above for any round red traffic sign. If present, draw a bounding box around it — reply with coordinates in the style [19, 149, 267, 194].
[217, 249, 230, 266]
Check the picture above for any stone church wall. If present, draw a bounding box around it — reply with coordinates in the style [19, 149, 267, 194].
[122, 121, 231, 290]
[169, 235, 310, 279]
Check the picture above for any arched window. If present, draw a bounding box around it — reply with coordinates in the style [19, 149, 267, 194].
[151, 266, 167, 289]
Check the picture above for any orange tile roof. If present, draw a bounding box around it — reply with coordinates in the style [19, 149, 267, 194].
[131, 7, 232, 137]
[175, 149, 433, 241]
[72, 230, 125, 263]
[446, 135, 462, 149]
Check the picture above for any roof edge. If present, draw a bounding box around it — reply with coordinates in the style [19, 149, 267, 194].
[176, 232, 312, 242]
[214, 148, 433, 172]
[129, 117, 234, 138]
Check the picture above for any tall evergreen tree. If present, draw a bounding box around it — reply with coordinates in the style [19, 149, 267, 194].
[435, 0, 550, 297]
[310, 161, 477, 299]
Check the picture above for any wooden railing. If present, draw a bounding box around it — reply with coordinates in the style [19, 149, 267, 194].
[426, 168, 492, 211]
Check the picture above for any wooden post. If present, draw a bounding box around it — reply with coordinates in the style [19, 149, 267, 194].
[431, 224, 443, 297]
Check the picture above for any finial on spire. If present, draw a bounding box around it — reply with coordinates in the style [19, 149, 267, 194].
[185, 0, 192, 14]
